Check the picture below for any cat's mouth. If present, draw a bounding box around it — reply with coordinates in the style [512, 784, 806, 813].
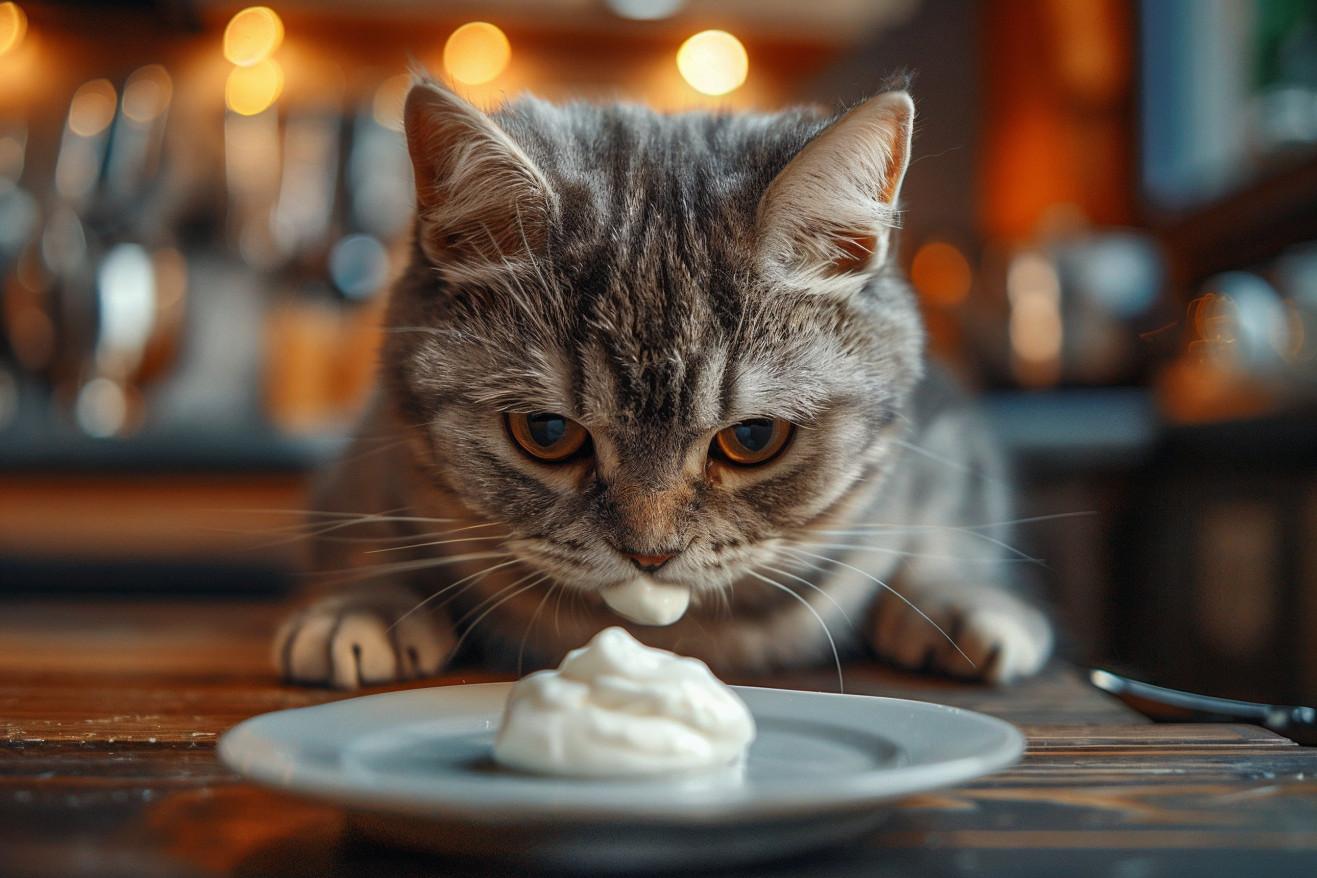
[599, 577, 691, 626]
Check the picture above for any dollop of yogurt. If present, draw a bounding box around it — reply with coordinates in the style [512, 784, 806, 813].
[600, 577, 690, 626]
[492, 627, 756, 777]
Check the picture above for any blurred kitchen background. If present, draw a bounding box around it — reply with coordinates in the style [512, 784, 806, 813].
[1, 0, 1315, 704]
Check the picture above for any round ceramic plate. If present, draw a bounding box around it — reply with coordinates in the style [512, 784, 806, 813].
[218, 683, 1023, 870]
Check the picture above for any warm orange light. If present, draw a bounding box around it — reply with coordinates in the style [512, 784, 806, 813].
[677, 30, 748, 96]
[226, 58, 284, 116]
[0, 2, 26, 58]
[224, 7, 284, 67]
[373, 73, 412, 132]
[910, 241, 972, 306]
[122, 65, 173, 123]
[1007, 250, 1063, 386]
[67, 80, 118, 138]
[443, 22, 511, 86]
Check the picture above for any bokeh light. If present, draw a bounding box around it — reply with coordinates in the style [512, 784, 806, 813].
[67, 79, 118, 138]
[226, 58, 284, 116]
[443, 22, 511, 86]
[910, 241, 972, 306]
[122, 65, 173, 123]
[0, 2, 26, 58]
[676, 30, 748, 96]
[607, 0, 686, 20]
[372, 73, 412, 132]
[329, 233, 390, 300]
[1007, 250, 1063, 385]
[97, 242, 156, 367]
[41, 207, 86, 275]
[224, 6, 284, 67]
[76, 377, 129, 438]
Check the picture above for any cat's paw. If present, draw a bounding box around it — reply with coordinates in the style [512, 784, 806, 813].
[273, 589, 454, 689]
[870, 587, 1052, 684]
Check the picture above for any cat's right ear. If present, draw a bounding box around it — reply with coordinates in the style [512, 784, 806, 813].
[404, 78, 554, 275]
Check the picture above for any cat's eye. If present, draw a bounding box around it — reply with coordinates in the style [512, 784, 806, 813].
[712, 418, 793, 466]
[506, 412, 590, 462]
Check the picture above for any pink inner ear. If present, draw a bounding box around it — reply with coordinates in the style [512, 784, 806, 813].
[826, 231, 878, 277]
[878, 120, 909, 204]
[404, 90, 464, 213]
[403, 86, 549, 264]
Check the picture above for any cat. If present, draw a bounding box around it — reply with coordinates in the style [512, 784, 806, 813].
[273, 75, 1054, 689]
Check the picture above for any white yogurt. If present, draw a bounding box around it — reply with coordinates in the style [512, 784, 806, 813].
[600, 577, 691, 626]
[492, 627, 756, 777]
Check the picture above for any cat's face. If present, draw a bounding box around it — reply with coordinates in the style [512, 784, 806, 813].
[381, 79, 923, 624]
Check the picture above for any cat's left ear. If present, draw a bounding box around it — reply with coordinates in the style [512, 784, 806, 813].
[756, 91, 913, 289]
[404, 77, 554, 275]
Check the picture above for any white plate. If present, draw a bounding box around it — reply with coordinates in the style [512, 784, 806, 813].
[219, 683, 1023, 870]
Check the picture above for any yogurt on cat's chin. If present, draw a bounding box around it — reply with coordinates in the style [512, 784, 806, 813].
[600, 577, 690, 626]
[492, 627, 756, 777]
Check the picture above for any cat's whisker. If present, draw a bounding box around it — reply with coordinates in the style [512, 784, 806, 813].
[222, 507, 496, 535]
[309, 525, 504, 546]
[448, 568, 540, 629]
[890, 436, 986, 480]
[717, 586, 733, 621]
[518, 579, 559, 675]
[364, 524, 510, 554]
[798, 541, 1037, 565]
[552, 577, 570, 638]
[807, 525, 1044, 565]
[217, 507, 401, 520]
[888, 429, 1015, 492]
[813, 509, 1095, 534]
[312, 551, 514, 589]
[301, 511, 481, 540]
[198, 514, 412, 552]
[685, 611, 724, 666]
[235, 522, 504, 551]
[193, 506, 407, 537]
[744, 570, 844, 694]
[779, 551, 830, 578]
[759, 564, 855, 628]
[235, 513, 502, 553]
[330, 437, 414, 467]
[569, 585, 587, 624]
[432, 557, 539, 616]
[450, 575, 551, 660]
[779, 547, 977, 672]
[387, 558, 525, 632]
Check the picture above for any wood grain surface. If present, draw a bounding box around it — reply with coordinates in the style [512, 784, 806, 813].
[3, 599, 1317, 877]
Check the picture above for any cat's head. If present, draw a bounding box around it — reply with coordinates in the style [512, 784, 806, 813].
[382, 77, 923, 632]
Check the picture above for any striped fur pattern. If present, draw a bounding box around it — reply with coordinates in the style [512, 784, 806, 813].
[275, 78, 1053, 688]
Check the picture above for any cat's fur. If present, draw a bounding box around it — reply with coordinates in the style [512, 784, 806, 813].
[274, 77, 1053, 688]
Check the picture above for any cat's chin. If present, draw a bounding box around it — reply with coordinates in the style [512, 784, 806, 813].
[599, 577, 691, 626]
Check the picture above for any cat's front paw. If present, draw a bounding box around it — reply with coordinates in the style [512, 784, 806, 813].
[273, 588, 454, 688]
[870, 587, 1053, 684]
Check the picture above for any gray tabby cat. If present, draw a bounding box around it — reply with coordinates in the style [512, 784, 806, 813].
[274, 76, 1053, 689]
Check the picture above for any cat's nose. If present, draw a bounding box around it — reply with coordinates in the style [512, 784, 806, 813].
[622, 551, 678, 573]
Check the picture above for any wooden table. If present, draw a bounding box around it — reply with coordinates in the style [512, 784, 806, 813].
[3, 599, 1317, 877]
